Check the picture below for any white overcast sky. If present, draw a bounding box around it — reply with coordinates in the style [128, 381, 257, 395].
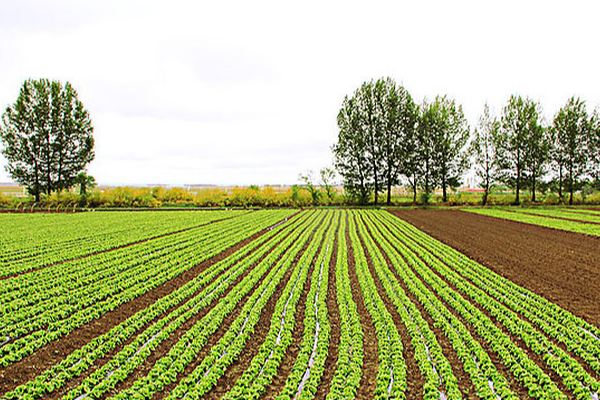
[0, 0, 599, 186]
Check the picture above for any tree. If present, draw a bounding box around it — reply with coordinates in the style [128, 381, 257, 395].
[334, 95, 372, 204]
[432, 96, 469, 202]
[319, 167, 336, 201]
[379, 79, 417, 205]
[551, 97, 590, 204]
[0, 79, 94, 201]
[333, 77, 417, 205]
[358, 80, 385, 205]
[497, 95, 542, 204]
[549, 123, 567, 199]
[398, 116, 421, 203]
[470, 104, 500, 205]
[299, 170, 320, 205]
[418, 96, 469, 203]
[523, 117, 549, 202]
[416, 101, 437, 202]
[75, 172, 96, 196]
[587, 107, 600, 189]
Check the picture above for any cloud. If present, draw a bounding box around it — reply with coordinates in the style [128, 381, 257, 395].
[1, 0, 600, 185]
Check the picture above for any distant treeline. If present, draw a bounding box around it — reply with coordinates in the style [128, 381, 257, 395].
[2, 183, 600, 210]
[333, 77, 600, 205]
[0, 185, 338, 209]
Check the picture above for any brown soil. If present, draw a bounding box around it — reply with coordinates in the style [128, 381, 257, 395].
[389, 209, 600, 328]
[346, 222, 380, 400]
[313, 234, 341, 400]
[0, 212, 297, 395]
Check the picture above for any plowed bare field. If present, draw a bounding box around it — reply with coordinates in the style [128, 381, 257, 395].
[389, 208, 600, 326]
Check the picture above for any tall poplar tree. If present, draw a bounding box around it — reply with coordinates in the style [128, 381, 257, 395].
[334, 77, 416, 205]
[551, 97, 590, 204]
[419, 96, 469, 202]
[334, 95, 372, 204]
[588, 108, 600, 189]
[470, 103, 500, 205]
[497, 95, 541, 204]
[376, 78, 417, 205]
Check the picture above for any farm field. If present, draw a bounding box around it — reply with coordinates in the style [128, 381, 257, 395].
[463, 207, 600, 237]
[1, 209, 599, 400]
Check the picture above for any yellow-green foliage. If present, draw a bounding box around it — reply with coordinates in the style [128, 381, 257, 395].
[78, 185, 318, 208]
[88, 187, 162, 208]
[0, 193, 12, 207]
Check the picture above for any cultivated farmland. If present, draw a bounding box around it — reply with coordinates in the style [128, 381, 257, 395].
[1, 209, 599, 400]
[463, 208, 600, 237]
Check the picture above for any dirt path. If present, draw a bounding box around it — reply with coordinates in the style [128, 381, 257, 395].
[346, 225, 379, 400]
[388, 209, 600, 327]
[313, 235, 341, 400]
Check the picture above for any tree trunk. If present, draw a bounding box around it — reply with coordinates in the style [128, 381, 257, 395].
[515, 170, 520, 205]
[412, 176, 417, 203]
[558, 165, 563, 198]
[442, 177, 447, 203]
[482, 179, 489, 206]
[372, 161, 379, 206]
[359, 175, 367, 205]
[386, 183, 391, 206]
[34, 160, 40, 203]
[569, 189, 574, 205]
[531, 174, 536, 202]
[569, 167, 574, 205]
[424, 159, 430, 203]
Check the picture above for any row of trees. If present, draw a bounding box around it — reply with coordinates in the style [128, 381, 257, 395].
[473, 96, 600, 205]
[333, 77, 600, 205]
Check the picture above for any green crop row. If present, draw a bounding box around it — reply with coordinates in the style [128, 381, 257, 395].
[4, 211, 307, 399]
[509, 208, 600, 223]
[347, 212, 407, 399]
[464, 208, 600, 236]
[0, 210, 295, 367]
[325, 213, 363, 400]
[275, 211, 338, 400]
[4, 209, 600, 400]
[156, 210, 325, 400]
[60, 211, 321, 400]
[220, 211, 334, 400]
[0, 211, 248, 275]
[375, 210, 599, 399]
[362, 211, 516, 399]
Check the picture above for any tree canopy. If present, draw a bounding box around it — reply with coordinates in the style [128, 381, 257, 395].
[0, 78, 94, 201]
[551, 97, 591, 204]
[496, 95, 544, 204]
[469, 103, 500, 205]
[333, 77, 417, 205]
